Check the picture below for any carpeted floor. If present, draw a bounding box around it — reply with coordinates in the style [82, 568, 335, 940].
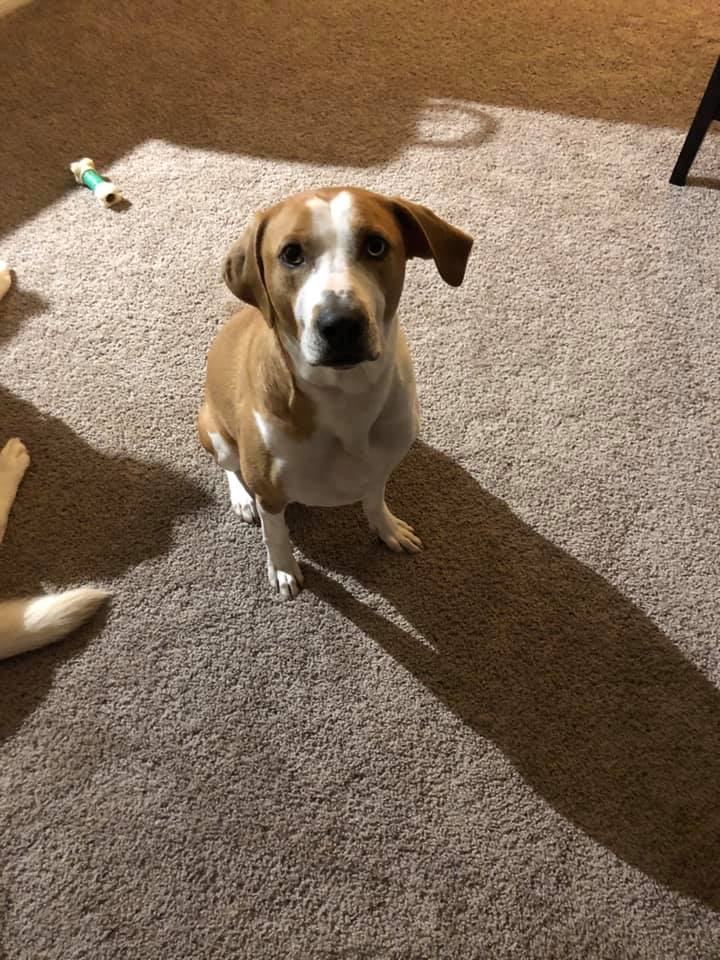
[1, 1, 720, 956]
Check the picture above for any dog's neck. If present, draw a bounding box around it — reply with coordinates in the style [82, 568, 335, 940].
[275, 317, 401, 457]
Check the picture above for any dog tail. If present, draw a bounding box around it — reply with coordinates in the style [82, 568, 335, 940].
[0, 588, 109, 660]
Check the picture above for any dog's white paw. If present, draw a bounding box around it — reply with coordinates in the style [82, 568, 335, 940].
[227, 472, 259, 525]
[267, 555, 304, 601]
[231, 499, 259, 525]
[374, 511, 423, 554]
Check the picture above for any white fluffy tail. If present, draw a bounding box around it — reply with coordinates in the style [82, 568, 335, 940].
[0, 588, 109, 660]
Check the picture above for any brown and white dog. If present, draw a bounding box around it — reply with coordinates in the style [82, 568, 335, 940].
[198, 187, 473, 599]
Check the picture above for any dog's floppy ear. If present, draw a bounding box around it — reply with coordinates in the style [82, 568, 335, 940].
[391, 197, 473, 287]
[223, 213, 275, 327]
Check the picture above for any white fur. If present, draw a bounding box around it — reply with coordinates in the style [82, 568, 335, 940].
[208, 431, 240, 471]
[0, 588, 109, 660]
[208, 432, 259, 523]
[226, 469, 258, 524]
[293, 192, 385, 367]
[256, 503, 304, 600]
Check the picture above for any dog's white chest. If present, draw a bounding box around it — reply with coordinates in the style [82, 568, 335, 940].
[284, 431, 381, 507]
[255, 369, 418, 508]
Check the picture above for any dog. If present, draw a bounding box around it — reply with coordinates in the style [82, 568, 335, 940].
[0, 437, 108, 659]
[198, 186, 473, 599]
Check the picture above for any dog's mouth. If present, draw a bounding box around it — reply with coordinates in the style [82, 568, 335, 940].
[317, 351, 380, 369]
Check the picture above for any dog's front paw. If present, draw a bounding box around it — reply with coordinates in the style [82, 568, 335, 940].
[374, 510, 423, 554]
[267, 555, 304, 601]
[231, 499, 259, 525]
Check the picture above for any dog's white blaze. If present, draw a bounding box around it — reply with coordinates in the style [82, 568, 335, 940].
[329, 190, 354, 260]
[293, 192, 384, 364]
[328, 191, 385, 334]
[295, 194, 353, 329]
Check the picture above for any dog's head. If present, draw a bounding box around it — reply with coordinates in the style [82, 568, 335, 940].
[223, 187, 473, 370]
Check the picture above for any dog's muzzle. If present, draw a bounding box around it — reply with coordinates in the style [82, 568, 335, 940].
[313, 303, 378, 367]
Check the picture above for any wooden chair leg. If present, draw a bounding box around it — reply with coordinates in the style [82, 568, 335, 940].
[670, 55, 720, 186]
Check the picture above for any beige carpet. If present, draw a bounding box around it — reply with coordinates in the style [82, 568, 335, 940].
[2, 1, 720, 956]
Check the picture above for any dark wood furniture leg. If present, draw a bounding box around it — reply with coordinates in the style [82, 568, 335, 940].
[670, 55, 720, 186]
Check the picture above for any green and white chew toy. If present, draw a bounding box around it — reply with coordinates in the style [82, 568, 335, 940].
[70, 158, 123, 207]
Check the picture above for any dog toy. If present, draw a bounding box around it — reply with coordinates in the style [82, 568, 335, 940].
[70, 158, 123, 207]
[0, 261, 10, 301]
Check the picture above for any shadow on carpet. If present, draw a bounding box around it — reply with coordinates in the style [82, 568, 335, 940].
[2, 0, 716, 237]
[294, 441, 720, 911]
[0, 385, 210, 743]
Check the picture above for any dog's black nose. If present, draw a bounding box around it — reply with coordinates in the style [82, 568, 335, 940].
[316, 309, 366, 350]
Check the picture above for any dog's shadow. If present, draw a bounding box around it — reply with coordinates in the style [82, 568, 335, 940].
[0, 386, 210, 741]
[291, 441, 720, 911]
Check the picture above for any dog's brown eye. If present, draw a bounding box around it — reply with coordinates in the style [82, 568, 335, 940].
[366, 234, 388, 259]
[280, 243, 305, 267]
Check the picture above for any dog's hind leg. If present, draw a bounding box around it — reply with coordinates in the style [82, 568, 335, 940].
[198, 402, 259, 525]
[225, 470, 259, 525]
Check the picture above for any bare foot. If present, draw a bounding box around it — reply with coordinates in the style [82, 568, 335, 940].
[0, 438, 30, 542]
